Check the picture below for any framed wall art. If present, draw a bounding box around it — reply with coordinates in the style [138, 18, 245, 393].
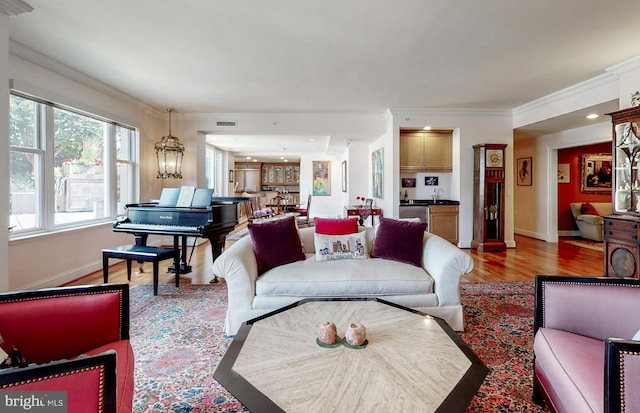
[557, 163, 570, 184]
[424, 176, 439, 186]
[312, 160, 331, 196]
[372, 148, 383, 199]
[401, 178, 416, 188]
[517, 157, 532, 186]
[580, 154, 611, 193]
[341, 160, 347, 192]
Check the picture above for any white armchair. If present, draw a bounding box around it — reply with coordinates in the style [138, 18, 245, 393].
[569, 202, 611, 242]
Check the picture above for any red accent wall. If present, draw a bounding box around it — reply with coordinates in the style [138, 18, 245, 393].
[558, 142, 611, 231]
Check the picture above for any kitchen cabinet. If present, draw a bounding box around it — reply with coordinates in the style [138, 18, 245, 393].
[234, 163, 261, 192]
[428, 205, 459, 245]
[400, 130, 452, 172]
[262, 163, 300, 186]
[604, 106, 640, 278]
[471, 144, 507, 252]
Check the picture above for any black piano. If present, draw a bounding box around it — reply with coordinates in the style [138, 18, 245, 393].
[113, 196, 248, 281]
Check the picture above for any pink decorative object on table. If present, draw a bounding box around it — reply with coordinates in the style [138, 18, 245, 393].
[345, 323, 366, 346]
[318, 321, 337, 345]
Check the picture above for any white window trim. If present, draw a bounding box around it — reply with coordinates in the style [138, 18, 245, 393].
[9, 92, 140, 239]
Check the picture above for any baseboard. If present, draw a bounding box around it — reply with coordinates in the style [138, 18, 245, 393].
[15, 239, 166, 291]
[514, 229, 547, 241]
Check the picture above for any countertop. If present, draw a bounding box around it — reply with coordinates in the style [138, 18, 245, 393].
[399, 199, 460, 206]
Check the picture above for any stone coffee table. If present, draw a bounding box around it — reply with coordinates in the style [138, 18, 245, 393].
[214, 298, 488, 412]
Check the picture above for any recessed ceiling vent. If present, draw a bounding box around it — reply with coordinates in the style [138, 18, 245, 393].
[216, 120, 237, 127]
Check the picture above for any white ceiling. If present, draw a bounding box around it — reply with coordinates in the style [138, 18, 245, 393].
[8, 0, 640, 158]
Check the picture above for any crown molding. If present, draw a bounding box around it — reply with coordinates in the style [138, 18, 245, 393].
[0, 0, 32, 16]
[389, 107, 511, 117]
[511, 72, 617, 116]
[605, 55, 640, 76]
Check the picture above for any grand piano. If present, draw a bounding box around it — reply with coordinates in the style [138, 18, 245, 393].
[113, 196, 248, 282]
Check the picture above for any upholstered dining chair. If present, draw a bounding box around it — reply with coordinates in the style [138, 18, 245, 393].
[241, 192, 272, 222]
[269, 195, 287, 215]
[290, 194, 312, 227]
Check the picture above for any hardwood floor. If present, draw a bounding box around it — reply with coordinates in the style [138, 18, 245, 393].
[67, 232, 605, 287]
[463, 235, 604, 282]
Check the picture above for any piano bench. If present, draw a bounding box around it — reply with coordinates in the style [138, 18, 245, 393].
[102, 245, 181, 296]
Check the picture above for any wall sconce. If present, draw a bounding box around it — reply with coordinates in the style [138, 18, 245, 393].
[155, 108, 184, 179]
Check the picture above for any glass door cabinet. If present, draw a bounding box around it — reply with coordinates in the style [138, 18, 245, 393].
[605, 106, 640, 278]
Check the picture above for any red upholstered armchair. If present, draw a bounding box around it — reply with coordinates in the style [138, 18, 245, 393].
[0, 284, 134, 413]
[533, 275, 640, 413]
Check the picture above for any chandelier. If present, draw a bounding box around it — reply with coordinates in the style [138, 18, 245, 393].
[155, 108, 184, 179]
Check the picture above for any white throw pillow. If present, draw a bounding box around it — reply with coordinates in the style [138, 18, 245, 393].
[314, 232, 369, 261]
[633, 329, 640, 341]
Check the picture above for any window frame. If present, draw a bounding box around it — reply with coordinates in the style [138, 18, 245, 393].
[9, 91, 139, 239]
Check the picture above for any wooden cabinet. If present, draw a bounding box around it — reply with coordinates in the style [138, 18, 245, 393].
[604, 106, 640, 278]
[604, 215, 640, 278]
[262, 163, 300, 186]
[400, 130, 452, 172]
[428, 205, 459, 244]
[471, 144, 507, 252]
[234, 163, 261, 192]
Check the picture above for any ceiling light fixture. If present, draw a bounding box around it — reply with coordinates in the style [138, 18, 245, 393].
[586, 113, 599, 119]
[155, 108, 184, 179]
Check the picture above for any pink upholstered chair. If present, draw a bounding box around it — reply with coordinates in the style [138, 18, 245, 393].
[533, 275, 640, 413]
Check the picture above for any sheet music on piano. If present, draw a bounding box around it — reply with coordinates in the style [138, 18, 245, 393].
[176, 186, 196, 207]
[158, 186, 213, 208]
[158, 188, 180, 206]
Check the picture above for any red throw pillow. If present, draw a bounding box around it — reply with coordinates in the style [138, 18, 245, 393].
[314, 217, 359, 235]
[248, 216, 306, 274]
[371, 216, 427, 267]
[580, 202, 600, 216]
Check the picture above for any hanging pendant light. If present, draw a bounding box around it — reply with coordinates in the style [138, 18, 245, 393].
[155, 108, 184, 179]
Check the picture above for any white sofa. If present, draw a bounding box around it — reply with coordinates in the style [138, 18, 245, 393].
[569, 202, 612, 242]
[213, 225, 475, 336]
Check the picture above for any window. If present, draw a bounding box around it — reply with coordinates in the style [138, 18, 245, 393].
[205, 145, 225, 196]
[9, 93, 138, 237]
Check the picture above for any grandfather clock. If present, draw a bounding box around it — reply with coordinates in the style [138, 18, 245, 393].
[472, 144, 507, 252]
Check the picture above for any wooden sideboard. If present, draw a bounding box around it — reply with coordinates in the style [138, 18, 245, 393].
[345, 206, 382, 226]
[604, 214, 640, 278]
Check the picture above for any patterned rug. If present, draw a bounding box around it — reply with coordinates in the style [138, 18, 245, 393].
[130, 281, 546, 412]
[225, 227, 249, 242]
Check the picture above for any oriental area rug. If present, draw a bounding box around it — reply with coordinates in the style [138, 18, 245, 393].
[130, 281, 546, 412]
